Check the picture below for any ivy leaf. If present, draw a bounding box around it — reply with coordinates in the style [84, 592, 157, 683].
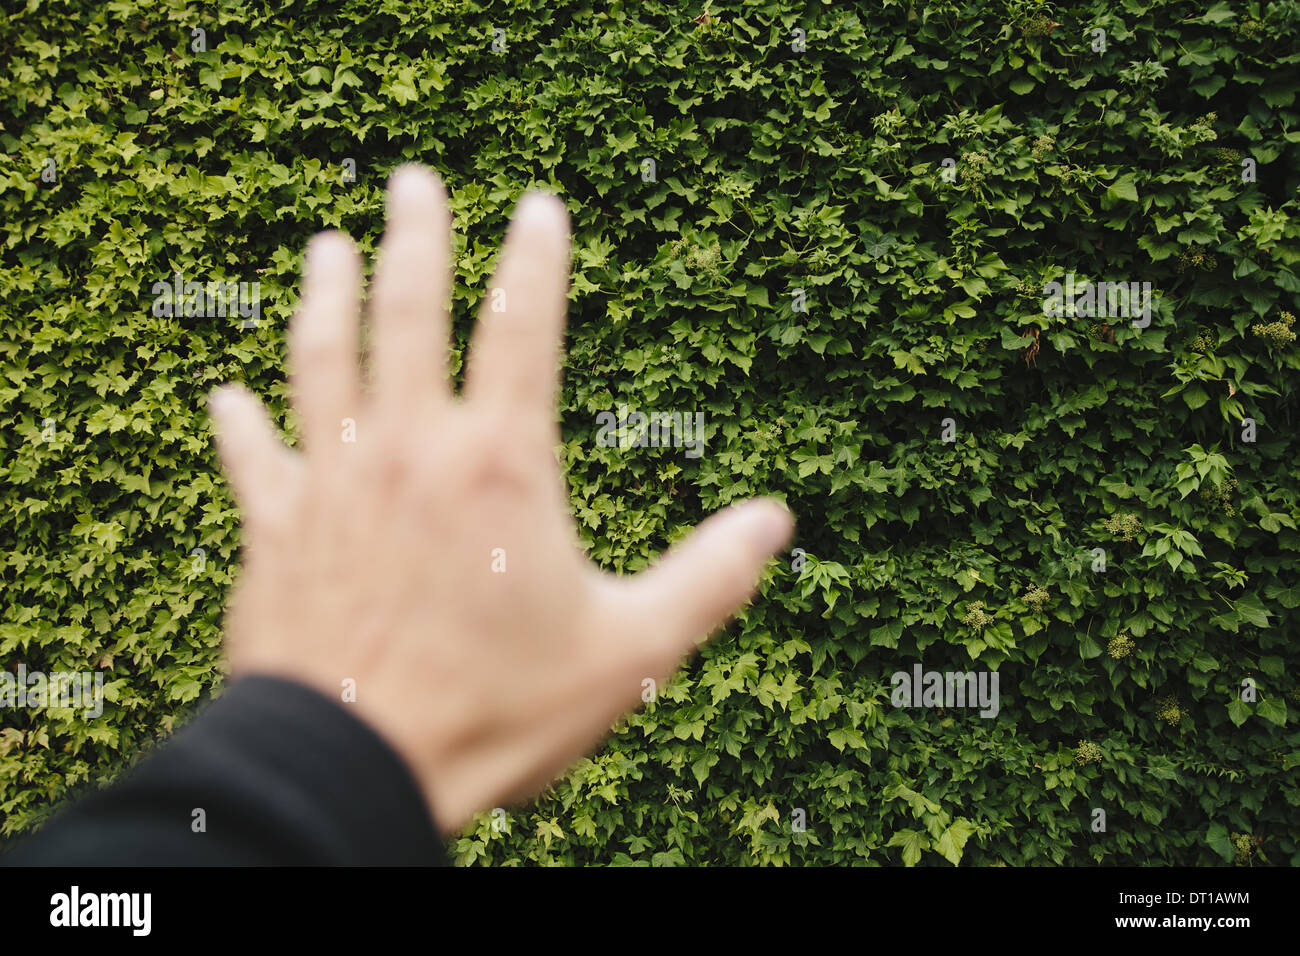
[863, 235, 896, 259]
[1233, 593, 1270, 628]
[1079, 634, 1104, 660]
[1000, 327, 1034, 350]
[1265, 582, 1300, 608]
[828, 726, 867, 752]
[1206, 824, 1234, 863]
[886, 828, 926, 867]
[1104, 173, 1139, 204]
[1257, 698, 1288, 727]
[933, 818, 977, 865]
[1197, 1, 1237, 23]
[1182, 385, 1210, 410]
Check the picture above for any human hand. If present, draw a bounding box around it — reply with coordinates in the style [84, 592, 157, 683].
[207, 165, 793, 835]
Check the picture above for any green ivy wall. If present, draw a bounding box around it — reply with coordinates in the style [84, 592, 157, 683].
[2, 0, 1298, 865]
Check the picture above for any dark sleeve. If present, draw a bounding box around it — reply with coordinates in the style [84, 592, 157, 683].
[2, 675, 447, 866]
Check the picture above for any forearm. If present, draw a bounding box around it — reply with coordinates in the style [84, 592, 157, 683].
[3, 676, 446, 866]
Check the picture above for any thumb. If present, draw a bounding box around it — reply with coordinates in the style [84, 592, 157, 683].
[624, 498, 793, 673]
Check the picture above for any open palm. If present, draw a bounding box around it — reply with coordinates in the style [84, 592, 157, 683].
[209, 165, 793, 834]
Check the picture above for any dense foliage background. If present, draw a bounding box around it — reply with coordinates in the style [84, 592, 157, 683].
[2, 0, 1298, 865]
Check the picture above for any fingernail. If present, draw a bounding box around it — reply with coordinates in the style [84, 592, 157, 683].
[512, 190, 561, 231]
[390, 163, 427, 190]
[305, 232, 347, 277]
[387, 164, 437, 214]
[208, 386, 234, 415]
[743, 498, 794, 555]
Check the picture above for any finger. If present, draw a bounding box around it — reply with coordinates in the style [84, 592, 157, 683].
[208, 385, 298, 529]
[463, 191, 570, 425]
[368, 165, 453, 416]
[620, 498, 794, 673]
[290, 231, 362, 456]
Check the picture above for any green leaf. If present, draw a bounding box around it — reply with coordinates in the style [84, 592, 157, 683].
[1233, 593, 1270, 628]
[1207, 824, 1234, 863]
[1000, 327, 1034, 349]
[1197, 1, 1237, 23]
[1104, 173, 1139, 203]
[934, 819, 977, 865]
[886, 828, 926, 867]
[1265, 582, 1300, 608]
[1182, 385, 1210, 410]
[1257, 697, 1288, 727]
